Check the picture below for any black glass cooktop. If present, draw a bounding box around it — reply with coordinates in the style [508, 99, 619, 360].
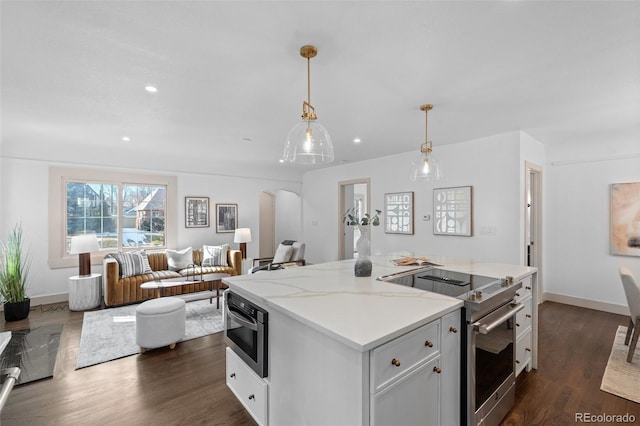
[388, 268, 498, 299]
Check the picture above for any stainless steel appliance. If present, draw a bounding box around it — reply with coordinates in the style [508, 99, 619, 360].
[380, 268, 522, 426]
[224, 290, 269, 378]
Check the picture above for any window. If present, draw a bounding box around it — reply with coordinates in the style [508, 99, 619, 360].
[49, 168, 177, 269]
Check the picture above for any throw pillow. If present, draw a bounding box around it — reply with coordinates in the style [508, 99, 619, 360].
[118, 251, 146, 278]
[166, 247, 193, 271]
[272, 244, 294, 263]
[132, 249, 152, 273]
[202, 244, 229, 267]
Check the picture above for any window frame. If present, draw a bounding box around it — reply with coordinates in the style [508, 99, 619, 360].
[48, 167, 177, 269]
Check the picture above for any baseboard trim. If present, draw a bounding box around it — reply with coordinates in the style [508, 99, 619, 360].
[0, 293, 69, 311]
[543, 292, 629, 316]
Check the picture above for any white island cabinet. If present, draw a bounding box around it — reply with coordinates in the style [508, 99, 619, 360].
[223, 257, 463, 426]
[222, 255, 537, 426]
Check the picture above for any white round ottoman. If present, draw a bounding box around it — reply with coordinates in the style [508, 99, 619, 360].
[136, 297, 186, 353]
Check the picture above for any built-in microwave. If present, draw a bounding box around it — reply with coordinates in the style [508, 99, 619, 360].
[224, 290, 269, 378]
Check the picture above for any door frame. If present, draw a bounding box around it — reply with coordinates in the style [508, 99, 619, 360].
[338, 178, 370, 260]
[524, 161, 543, 299]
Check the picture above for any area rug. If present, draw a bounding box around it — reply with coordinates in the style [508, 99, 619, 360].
[77, 300, 223, 369]
[600, 325, 640, 403]
[0, 324, 62, 386]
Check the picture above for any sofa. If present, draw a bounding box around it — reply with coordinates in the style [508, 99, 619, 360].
[103, 247, 241, 307]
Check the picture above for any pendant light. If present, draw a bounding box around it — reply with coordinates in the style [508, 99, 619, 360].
[409, 104, 442, 181]
[283, 45, 334, 165]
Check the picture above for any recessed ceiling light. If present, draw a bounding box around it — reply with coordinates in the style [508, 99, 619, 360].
[144, 85, 158, 93]
[279, 159, 285, 163]
[122, 136, 130, 142]
[353, 138, 361, 143]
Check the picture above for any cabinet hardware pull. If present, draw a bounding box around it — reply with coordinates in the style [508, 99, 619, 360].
[391, 358, 401, 367]
[516, 323, 520, 327]
[248, 394, 255, 400]
[433, 366, 441, 374]
[526, 286, 531, 290]
[526, 314, 532, 318]
[526, 348, 532, 352]
[230, 373, 236, 378]
[515, 360, 520, 364]
[515, 292, 521, 297]
[425, 340, 434, 348]
[449, 327, 457, 333]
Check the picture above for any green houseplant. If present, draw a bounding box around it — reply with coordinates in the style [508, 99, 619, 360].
[343, 208, 381, 277]
[0, 224, 31, 321]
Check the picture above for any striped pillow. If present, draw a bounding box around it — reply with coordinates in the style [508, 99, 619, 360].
[112, 252, 145, 278]
[132, 249, 153, 273]
[202, 244, 229, 267]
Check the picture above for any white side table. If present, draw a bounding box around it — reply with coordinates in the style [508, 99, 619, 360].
[69, 273, 102, 311]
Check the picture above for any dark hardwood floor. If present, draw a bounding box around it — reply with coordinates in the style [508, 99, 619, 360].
[1, 301, 638, 425]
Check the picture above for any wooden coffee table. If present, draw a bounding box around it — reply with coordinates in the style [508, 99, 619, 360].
[140, 273, 230, 309]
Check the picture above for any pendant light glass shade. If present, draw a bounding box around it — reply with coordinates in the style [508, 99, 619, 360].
[284, 120, 334, 165]
[409, 104, 442, 181]
[283, 45, 334, 165]
[409, 144, 442, 181]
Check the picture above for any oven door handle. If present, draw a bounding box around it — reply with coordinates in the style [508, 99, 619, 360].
[473, 302, 524, 335]
[227, 308, 259, 331]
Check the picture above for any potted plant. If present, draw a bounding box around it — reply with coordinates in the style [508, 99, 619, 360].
[0, 224, 31, 321]
[343, 208, 381, 277]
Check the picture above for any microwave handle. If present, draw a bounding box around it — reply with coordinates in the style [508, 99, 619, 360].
[473, 302, 524, 335]
[227, 307, 258, 331]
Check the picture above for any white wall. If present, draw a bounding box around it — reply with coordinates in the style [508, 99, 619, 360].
[302, 131, 533, 266]
[545, 140, 640, 311]
[0, 157, 301, 305]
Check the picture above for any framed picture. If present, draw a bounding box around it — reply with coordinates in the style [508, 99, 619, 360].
[434, 186, 472, 236]
[384, 192, 414, 234]
[216, 203, 238, 233]
[611, 182, 640, 256]
[185, 197, 209, 228]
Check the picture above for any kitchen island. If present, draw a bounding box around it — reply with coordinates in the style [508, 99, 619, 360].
[222, 255, 537, 426]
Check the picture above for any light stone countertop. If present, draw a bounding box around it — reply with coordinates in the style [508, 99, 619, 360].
[223, 254, 537, 352]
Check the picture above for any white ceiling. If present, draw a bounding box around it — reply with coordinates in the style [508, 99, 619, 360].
[1, 1, 639, 178]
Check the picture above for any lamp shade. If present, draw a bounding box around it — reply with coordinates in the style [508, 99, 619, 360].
[283, 120, 334, 165]
[234, 228, 252, 243]
[409, 152, 443, 181]
[69, 234, 100, 254]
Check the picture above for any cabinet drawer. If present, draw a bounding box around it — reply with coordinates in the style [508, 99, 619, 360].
[515, 297, 532, 339]
[226, 347, 268, 425]
[515, 329, 532, 377]
[515, 276, 532, 303]
[371, 319, 440, 393]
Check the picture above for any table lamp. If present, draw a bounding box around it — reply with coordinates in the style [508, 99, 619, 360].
[234, 228, 252, 259]
[69, 234, 100, 277]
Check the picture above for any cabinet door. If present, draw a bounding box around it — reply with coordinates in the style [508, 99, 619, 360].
[440, 310, 461, 426]
[371, 356, 441, 426]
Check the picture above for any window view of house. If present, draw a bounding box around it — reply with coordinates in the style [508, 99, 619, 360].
[65, 182, 166, 251]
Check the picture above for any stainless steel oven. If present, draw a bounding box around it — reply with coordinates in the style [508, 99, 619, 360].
[468, 299, 523, 426]
[224, 290, 268, 378]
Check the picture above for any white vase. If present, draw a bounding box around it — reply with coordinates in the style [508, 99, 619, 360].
[354, 225, 372, 277]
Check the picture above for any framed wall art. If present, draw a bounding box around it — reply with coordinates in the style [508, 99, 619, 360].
[433, 186, 472, 236]
[185, 196, 209, 228]
[610, 182, 640, 257]
[216, 203, 238, 233]
[384, 192, 414, 234]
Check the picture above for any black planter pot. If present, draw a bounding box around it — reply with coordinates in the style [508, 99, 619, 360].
[4, 298, 30, 322]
